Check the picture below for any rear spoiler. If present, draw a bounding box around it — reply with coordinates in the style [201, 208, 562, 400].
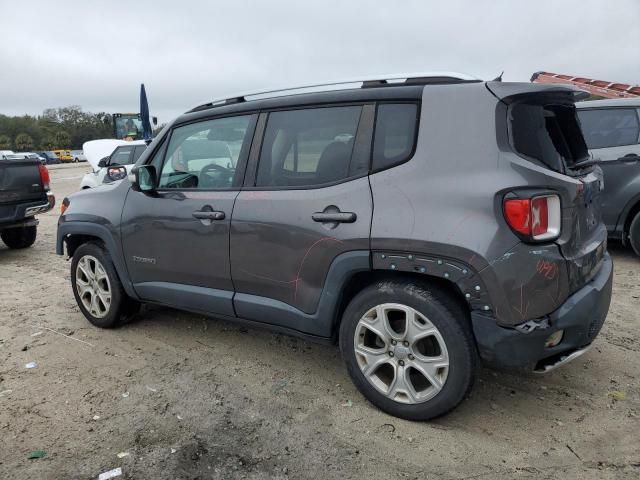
[485, 81, 589, 103]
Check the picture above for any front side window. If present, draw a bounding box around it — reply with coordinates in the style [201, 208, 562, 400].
[109, 146, 133, 165]
[158, 115, 252, 189]
[372, 103, 418, 171]
[577, 108, 640, 149]
[256, 106, 362, 187]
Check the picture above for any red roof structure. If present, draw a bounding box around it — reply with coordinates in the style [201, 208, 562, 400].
[531, 71, 640, 98]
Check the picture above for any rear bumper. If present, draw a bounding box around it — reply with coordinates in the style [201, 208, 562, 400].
[0, 193, 55, 230]
[471, 252, 613, 371]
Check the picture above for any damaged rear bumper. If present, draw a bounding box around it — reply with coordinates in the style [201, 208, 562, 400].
[471, 252, 613, 371]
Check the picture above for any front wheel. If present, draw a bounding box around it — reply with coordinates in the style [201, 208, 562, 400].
[71, 242, 139, 328]
[339, 280, 477, 420]
[1, 225, 37, 249]
[629, 211, 640, 257]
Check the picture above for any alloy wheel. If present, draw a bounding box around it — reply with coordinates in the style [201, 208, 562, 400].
[75, 255, 112, 318]
[354, 303, 449, 404]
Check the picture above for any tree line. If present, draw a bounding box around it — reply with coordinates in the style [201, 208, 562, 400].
[0, 106, 114, 151]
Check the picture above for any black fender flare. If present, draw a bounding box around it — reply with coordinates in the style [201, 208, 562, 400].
[56, 221, 138, 299]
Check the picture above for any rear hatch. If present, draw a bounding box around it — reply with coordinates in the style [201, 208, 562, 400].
[488, 82, 607, 293]
[0, 158, 46, 221]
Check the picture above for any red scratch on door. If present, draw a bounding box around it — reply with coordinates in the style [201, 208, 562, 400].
[293, 237, 344, 302]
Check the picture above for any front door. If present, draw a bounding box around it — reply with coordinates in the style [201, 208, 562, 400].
[578, 106, 640, 231]
[121, 114, 257, 317]
[230, 105, 374, 335]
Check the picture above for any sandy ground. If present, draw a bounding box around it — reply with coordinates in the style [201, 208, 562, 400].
[0, 163, 638, 480]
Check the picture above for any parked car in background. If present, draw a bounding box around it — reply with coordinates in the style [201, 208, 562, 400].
[53, 149, 74, 163]
[58, 74, 612, 420]
[80, 139, 147, 189]
[577, 98, 640, 255]
[71, 150, 87, 162]
[34, 151, 61, 165]
[5, 152, 46, 164]
[1, 150, 15, 159]
[1, 155, 54, 248]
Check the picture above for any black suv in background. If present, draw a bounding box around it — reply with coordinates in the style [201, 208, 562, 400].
[57, 74, 612, 420]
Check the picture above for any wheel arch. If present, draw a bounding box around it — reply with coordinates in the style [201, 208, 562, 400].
[332, 269, 472, 343]
[622, 195, 640, 244]
[57, 222, 138, 299]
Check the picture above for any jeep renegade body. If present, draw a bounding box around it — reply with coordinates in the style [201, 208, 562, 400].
[576, 98, 640, 255]
[57, 73, 613, 420]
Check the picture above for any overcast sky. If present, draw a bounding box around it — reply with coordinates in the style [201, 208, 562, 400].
[1, 0, 638, 123]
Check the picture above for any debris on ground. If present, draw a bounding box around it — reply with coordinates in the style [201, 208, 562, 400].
[608, 390, 626, 401]
[92, 415, 100, 420]
[341, 400, 353, 407]
[28, 450, 47, 459]
[145, 386, 158, 393]
[24, 362, 37, 369]
[116, 452, 129, 458]
[98, 467, 122, 479]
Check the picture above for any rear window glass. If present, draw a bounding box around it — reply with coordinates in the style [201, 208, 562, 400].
[577, 108, 640, 149]
[372, 103, 418, 171]
[510, 103, 588, 172]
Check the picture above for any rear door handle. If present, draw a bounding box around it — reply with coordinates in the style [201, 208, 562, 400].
[312, 212, 357, 223]
[193, 210, 225, 220]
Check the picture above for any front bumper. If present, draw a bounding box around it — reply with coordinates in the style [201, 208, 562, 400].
[471, 252, 613, 371]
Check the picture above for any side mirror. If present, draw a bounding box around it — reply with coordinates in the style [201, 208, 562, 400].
[152, 116, 158, 126]
[131, 165, 157, 193]
[106, 166, 127, 182]
[97, 157, 108, 168]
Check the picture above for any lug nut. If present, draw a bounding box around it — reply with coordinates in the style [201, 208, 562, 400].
[399, 360, 405, 366]
[408, 354, 414, 360]
[388, 351, 394, 357]
[391, 340, 397, 345]
[403, 341, 409, 347]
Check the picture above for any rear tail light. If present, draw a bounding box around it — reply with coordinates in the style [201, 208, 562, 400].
[503, 194, 561, 242]
[38, 164, 50, 191]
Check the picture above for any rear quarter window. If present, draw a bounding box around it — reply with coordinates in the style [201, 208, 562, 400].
[372, 103, 419, 171]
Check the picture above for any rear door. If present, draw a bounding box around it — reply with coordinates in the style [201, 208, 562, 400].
[230, 105, 374, 335]
[577, 106, 640, 231]
[121, 114, 257, 317]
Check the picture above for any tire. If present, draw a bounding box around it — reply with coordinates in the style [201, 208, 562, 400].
[70, 242, 139, 328]
[1, 225, 37, 249]
[339, 280, 477, 420]
[629, 211, 640, 257]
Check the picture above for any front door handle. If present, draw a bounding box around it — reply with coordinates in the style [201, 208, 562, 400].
[618, 154, 640, 163]
[193, 210, 225, 220]
[312, 212, 357, 223]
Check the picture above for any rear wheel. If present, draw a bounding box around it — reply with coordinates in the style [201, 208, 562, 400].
[339, 280, 476, 420]
[71, 242, 139, 328]
[1, 225, 37, 249]
[629, 211, 640, 257]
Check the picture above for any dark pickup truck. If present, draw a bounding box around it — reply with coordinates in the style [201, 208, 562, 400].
[0, 158, 55, 249]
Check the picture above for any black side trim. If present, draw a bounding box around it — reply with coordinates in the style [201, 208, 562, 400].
[134, 282, 235, 317]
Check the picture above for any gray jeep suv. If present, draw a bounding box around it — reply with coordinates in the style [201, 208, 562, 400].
[57, 74, 613, 420]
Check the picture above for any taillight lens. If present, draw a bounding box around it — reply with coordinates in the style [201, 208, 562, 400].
[38, 164, 50, 191]
[504, 194, 561, 241]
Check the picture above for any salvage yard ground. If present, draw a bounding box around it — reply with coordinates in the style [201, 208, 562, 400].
[0, 163, 638, 479]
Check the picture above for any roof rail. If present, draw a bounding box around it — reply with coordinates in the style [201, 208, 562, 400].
[188, 71, 480, 112]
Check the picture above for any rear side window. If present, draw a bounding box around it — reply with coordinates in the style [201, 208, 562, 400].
[510, 103, 588, 172]
[256, 106, 362, 188]
[372, 103, 418, 171]
[132, 145, 146, 162]
[577, 108, 640, 149]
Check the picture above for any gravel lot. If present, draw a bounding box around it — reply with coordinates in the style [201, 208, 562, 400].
[1, 163, 638, 479]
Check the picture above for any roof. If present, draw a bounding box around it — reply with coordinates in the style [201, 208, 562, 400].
[576, 98, 640, 108]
